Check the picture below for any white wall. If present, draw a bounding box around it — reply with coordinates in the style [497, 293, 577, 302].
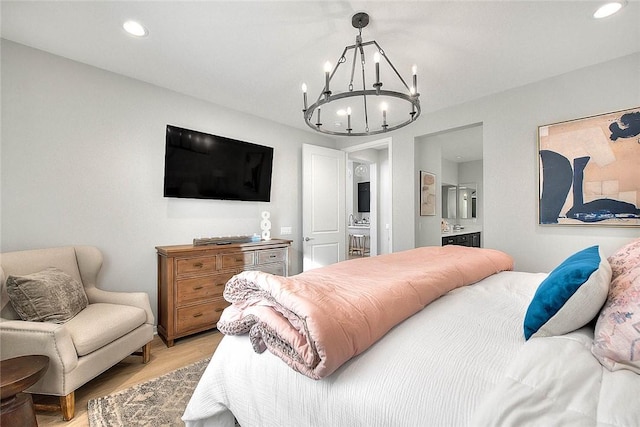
[377, 148, 391, 254]
[340, 52, 640, 272]
[415, 135, 442, 247]
[441, 159, 458, 186]
[1, 40, 334, 319]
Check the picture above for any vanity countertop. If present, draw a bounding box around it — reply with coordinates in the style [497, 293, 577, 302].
[348, 224, 370, 229]
[441, 226, 482, 237]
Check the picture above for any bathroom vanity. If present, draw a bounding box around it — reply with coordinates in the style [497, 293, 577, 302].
[442, 229, 481, 248]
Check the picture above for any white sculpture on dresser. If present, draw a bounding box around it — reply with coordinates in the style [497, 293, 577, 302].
[261, 211, 271, 240]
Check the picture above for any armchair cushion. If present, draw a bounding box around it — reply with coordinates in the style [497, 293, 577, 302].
[6, 267, 88, 324]
[65, 303, 146, 356]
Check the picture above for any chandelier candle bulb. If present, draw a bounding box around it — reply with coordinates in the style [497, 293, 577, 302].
[412, 65, 418, 93]
[347, 107, 352, 132]
[302, 83, 308, 110]
[373, 52, 383, 93]
[410, 87, 416, 116]
[316, 108, 322, 127]
[324, 62, 332, 96]
[381, 103, 388, 129]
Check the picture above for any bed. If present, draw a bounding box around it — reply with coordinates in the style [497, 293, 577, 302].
[183, 242, 640, 427]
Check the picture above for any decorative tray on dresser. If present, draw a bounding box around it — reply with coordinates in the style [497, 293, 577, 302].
[156, 238, 292, 347]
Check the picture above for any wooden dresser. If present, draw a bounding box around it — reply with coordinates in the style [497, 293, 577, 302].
[156, 239, 292, 347]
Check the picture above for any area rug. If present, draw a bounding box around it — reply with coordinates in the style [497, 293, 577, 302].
[88, 358, 210, 426]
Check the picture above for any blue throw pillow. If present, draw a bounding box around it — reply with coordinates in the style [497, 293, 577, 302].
[524, 245, 611, 340]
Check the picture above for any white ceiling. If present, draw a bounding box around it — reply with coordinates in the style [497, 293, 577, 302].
[439, 124, 483, 163]
[2, 1, 639, 140]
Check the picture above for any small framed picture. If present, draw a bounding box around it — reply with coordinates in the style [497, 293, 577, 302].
[420, 171, 436, 216]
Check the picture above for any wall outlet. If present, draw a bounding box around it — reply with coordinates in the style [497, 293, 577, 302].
[280, 226, 292, 235]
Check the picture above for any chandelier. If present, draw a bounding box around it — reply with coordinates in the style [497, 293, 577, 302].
[301, 12, 421, 137]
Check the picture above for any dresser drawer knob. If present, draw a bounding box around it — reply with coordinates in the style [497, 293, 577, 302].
[269, 254, 277, 258]
[193, 262, 203, 268]
[192, 313, 203, 318]
[193, 286, 204, 290]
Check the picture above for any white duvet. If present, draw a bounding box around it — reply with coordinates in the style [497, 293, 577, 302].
[471, 328, 640, 426]
[183, 270, 640, 426]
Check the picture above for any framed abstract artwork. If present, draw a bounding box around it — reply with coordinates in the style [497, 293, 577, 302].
[420, 171, 436, 216]
[538, 107, 640, 226]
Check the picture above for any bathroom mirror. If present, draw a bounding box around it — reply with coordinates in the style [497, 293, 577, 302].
[441, 183, 477, 220]
[441, 184, 457, 219]
[458, 183, 477, 219]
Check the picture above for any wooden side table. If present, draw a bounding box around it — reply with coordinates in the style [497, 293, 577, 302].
[1, 355, 49, 427]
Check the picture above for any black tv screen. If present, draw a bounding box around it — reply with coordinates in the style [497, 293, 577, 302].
[164, 125, 273, 201]
[358, 181, 370, 212]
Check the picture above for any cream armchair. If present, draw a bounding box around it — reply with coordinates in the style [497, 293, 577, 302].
[0, 246, 154, 420]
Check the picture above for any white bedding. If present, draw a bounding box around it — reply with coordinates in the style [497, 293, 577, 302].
[183, 271, 546, 427]
[471, 327, 640, 426]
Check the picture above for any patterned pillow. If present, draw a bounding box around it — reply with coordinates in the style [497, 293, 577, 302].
[6, 267, 88, 323]
[592, 238, 640, 374]
[607, 237, 640, 277]
[524, 245, 611, 340]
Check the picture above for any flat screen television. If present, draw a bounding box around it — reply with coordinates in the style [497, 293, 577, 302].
[164, 125, 273, 201]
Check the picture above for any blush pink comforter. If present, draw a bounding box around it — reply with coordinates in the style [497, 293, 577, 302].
[217, 245, 513, 379]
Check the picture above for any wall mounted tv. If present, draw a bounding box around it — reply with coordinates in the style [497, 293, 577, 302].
[164, 125, 273, 202]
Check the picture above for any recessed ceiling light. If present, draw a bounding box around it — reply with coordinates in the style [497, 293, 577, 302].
[593, 2, 624, 19]
[123, 20, 148, 37]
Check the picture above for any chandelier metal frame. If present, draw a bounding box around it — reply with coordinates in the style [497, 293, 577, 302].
[302, 12, 421, 137]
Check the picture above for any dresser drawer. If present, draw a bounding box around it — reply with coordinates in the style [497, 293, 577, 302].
[221, 252, 254, 269]
[248, 262, 285, 276]
[442, 236, 456, 246]
[256, 248, 287, 265]
[176, 274, 232, 305]
[176, 299, 228, 334]
[456, 234, 469, 246]
[176, 257, 218, 276]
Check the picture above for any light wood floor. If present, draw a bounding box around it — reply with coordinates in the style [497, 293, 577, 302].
[34, 330, 223, 427]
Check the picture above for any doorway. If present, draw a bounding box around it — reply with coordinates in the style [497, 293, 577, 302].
[415, 124, 483, 248]
[343, 137, 393, 258]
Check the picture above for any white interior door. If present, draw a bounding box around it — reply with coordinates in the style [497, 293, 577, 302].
[302, 144, 346, 271]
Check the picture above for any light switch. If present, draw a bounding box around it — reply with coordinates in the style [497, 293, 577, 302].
[280, 226, 292, 235]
